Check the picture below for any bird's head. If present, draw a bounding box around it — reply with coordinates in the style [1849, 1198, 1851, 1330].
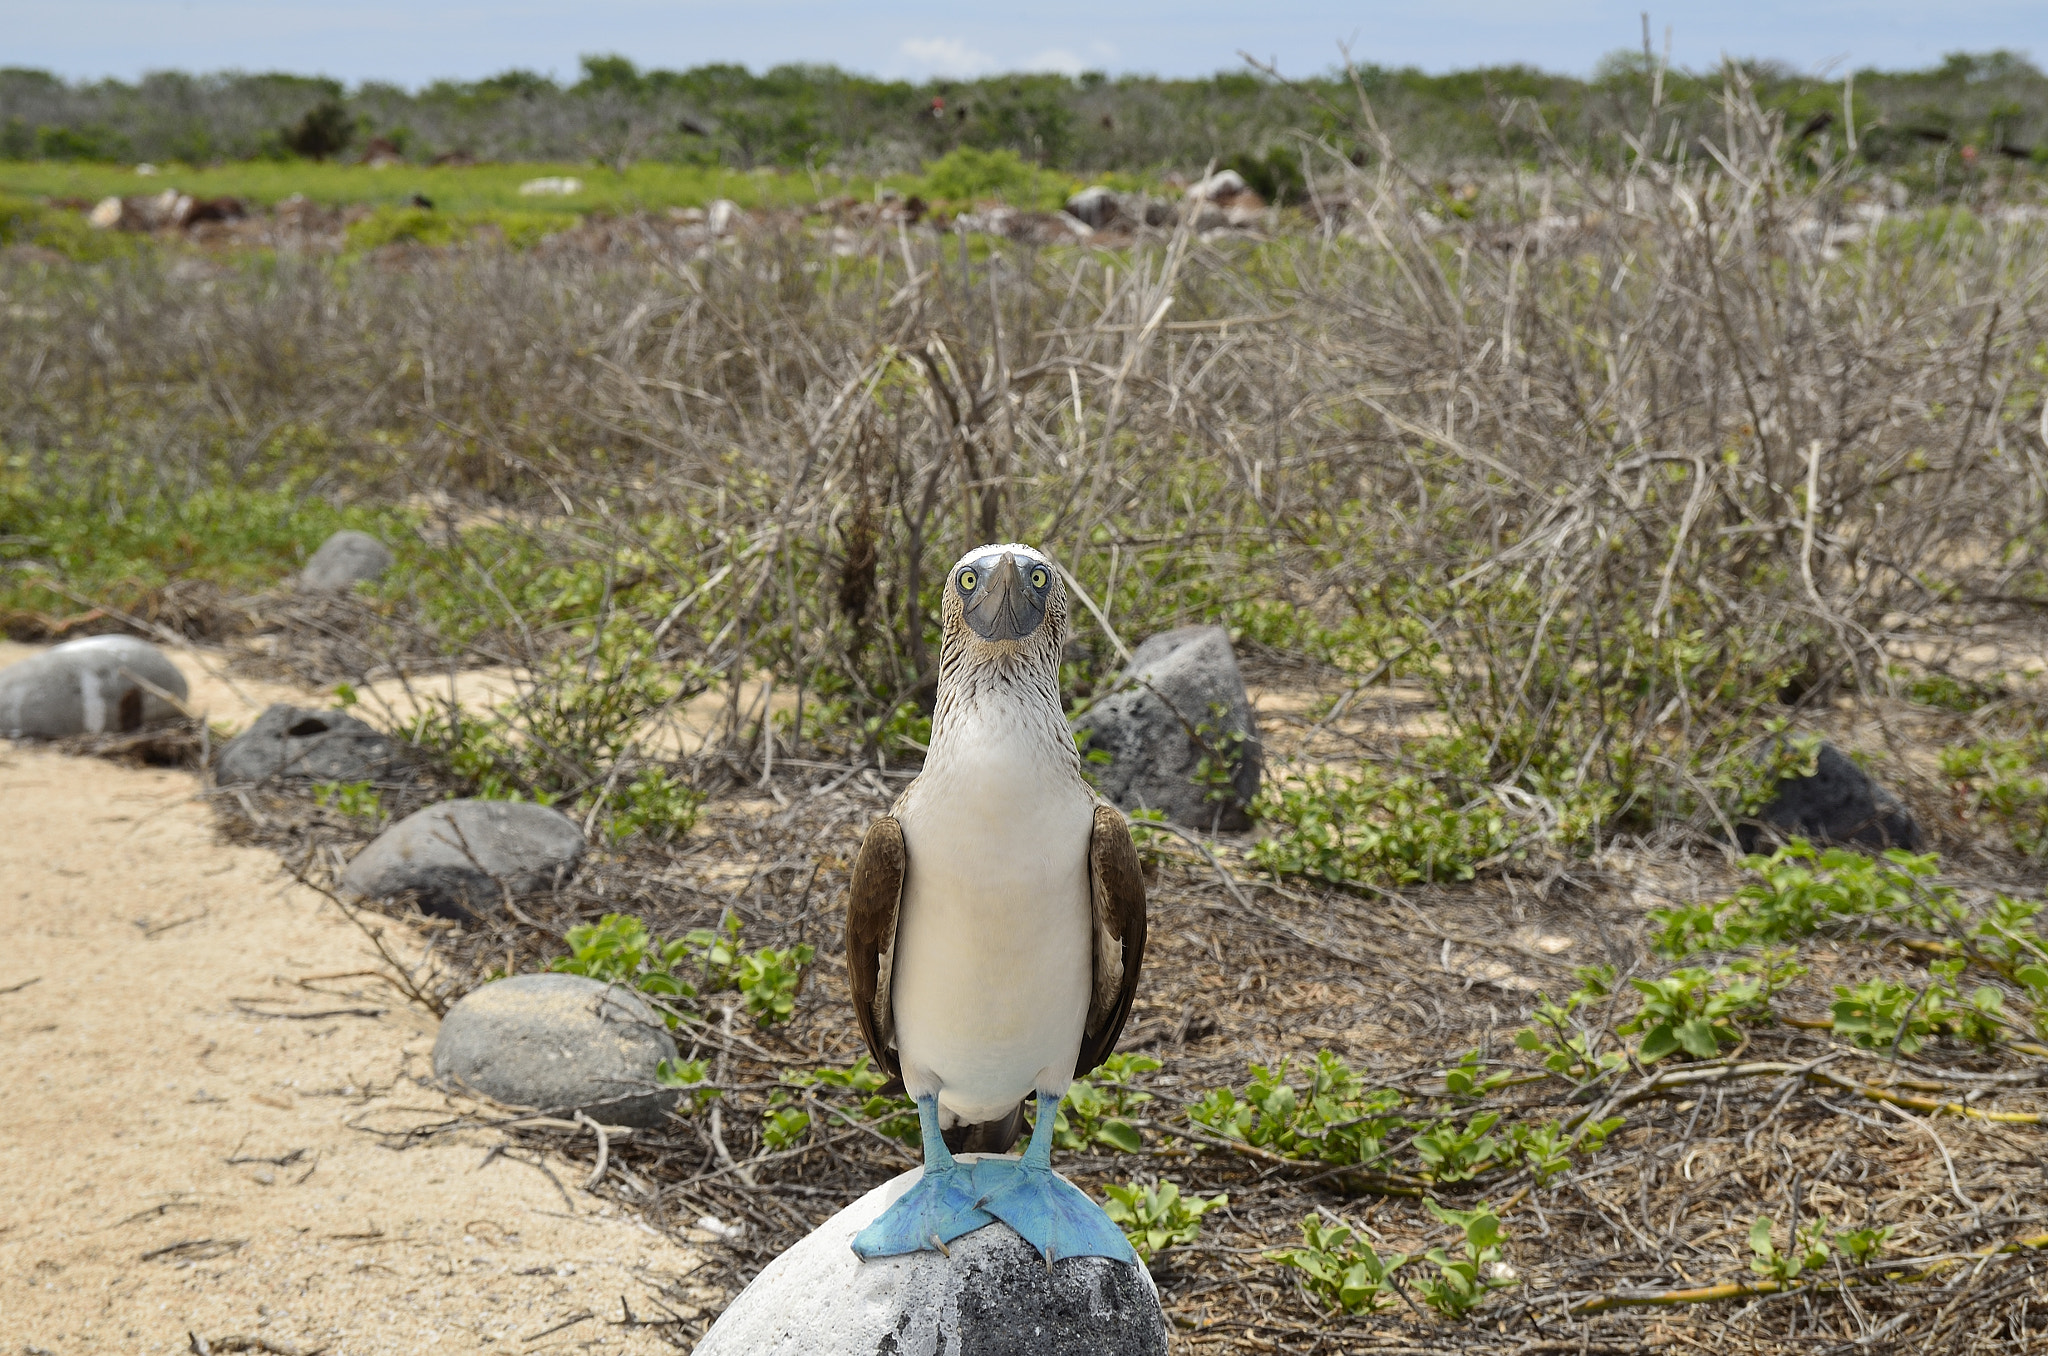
[939, 542, 1068, 670]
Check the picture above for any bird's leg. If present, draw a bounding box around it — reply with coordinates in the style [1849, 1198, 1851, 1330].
[849, 1095, 994, 1260]
[969, 1091, 1135, 1265]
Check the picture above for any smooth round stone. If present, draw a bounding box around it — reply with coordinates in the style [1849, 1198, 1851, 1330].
[0, 635, 189, 738]
[213, 702, 410, 785]
[298, 529, 393, 592]
[694, 1161, 1167, 1356]
[340, 798, 586, 919]
[433, 973, 680, 1127]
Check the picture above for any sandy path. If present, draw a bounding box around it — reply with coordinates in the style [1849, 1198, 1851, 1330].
[0, 743, 708, 1355]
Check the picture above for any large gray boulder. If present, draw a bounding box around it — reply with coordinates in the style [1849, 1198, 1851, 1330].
[1739, 741, 1924, 855]
[340, 798, 585, 918]
[433, 973, 679, 1127]
[1072, 625, 1262, 831]
[214, 702, 410, 785]
[695, 1159, 1166, 1356]
[0, 635, 188, 738]
[298, 529, 393, 592]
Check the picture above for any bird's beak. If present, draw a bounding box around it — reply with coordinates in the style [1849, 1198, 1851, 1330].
[962, 553, 1045, 642]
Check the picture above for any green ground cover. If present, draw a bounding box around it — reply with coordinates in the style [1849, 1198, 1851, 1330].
[0, 159, 829, 214]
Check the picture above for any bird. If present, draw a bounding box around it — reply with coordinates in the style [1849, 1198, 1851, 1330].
[843, 542, 1147, 1264]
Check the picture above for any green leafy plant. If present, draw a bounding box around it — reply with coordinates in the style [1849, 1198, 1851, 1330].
[312, 779, 383, 820]
[1440, 1048, 1513, 1101]
[1833, 959, 2007, 1054]
[549, 912, 812, 1027]
[1101, 1179, 1227, 1263]
[1834, 1223, 1891, 1266]
[605, 767, 704, 843]
[1270, 1214, 1410, 1315]
[1972, 895, 2048, 968]
[731, 942, 816, 1026]
[1507, 1115, 1622, 1186]
[1054, 1052, 1157, 1153]
[784, 1057, 919, 1145]
[1190, 1051, 1406, 1169]
[1414, 1199, 1514, 1318]
[551, 913, 698, 1001]
[1618, 966, 1772, 1062]
[1653, 840, 1955, 956]
[1410, 1113, 1508, 1183]
[1250, 762, 1519, 888]
[1515, 965, 1626, 1087]
[1943, 733, 2048, 855]
[1748, 1213, 1831, 1283]
[761, 1090, 812, 1150]
[654, 1056, 720, 1113]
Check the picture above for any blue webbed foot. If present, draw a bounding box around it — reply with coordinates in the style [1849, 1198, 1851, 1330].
[970, 1091, 1134, 1264]
[970, 1157, 1135, 1264]
[850, 1096, 995, 1260]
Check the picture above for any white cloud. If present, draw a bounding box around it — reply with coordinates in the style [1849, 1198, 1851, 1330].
[899, 37, 995, 77]
[1025, 47, 1086, 75]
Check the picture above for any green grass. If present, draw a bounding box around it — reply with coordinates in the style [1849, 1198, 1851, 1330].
[0, 482, 413, 627]
[1, 152, 1165, 226]
[0, 159, 837, 215]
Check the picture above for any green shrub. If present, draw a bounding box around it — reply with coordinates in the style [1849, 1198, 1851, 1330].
[1617, 965, 1776, 1062]
[0, 484, 405, 626]
[0, 193, 135, 263]
[1271, 1214, 1409, 1314]
[1101, 1179, 1226, 1262]
[1944, 734, 2048, 855]
[1249, 763, 1519, 888]
[1651, 839, 1955, 956]
[1052, 1051, 1158, 1153]
[342, 205, 575, 252]
[547, 911, 813, 1027]
[783, 1057, 919, 1146]
[1414, 1199, 1514, 1318]
[311, 780, 383, 821]
[1189, 1050, 1405, 1169]
[912, 146, 1066, 207]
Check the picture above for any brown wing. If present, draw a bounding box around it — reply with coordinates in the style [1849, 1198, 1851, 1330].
[845, 816, 907, 1093]
[1076, 803, 1148, 1078]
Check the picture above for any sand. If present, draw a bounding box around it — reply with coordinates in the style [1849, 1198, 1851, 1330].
[0, 741, 710, 1355]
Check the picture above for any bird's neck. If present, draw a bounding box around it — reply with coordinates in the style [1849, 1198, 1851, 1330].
[926, 657, 1083, 784]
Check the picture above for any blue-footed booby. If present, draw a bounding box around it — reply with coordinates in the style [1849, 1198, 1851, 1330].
[844, 543, 1148, 1264]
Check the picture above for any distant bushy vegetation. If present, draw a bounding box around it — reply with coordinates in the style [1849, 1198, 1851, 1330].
[1, 50, 2045, 178]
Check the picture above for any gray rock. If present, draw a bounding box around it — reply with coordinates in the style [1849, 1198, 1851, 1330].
[341, 798, 585, 919]
[1072, 625, 1262, 831]
[0, 635, 188, 738]
[695, 1159, 1166, 1356]
[1065, 186, 1121, 230]
[433, 973, 680, 1127]
[214, 702, 411, 785]
[1740, 741, 1924, 855]
[298, 529, 393, 592]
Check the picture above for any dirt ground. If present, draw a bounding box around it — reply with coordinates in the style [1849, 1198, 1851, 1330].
[0, 734, 710, 1356]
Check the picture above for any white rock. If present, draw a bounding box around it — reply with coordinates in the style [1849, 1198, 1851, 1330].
[705, 198, 740, 235]
[88, 196, 123, 229]
[0, 635, 188, 738]
[1184, 169, 1247, 202]
[694, 1159, 1167, 1356]
[519, 176, 584, 197]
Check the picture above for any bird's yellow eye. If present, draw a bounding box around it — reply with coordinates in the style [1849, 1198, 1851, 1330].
[959, 569, 978, 592]
[1030, 567, 1048, 588]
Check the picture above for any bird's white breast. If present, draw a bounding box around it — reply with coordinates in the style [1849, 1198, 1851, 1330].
[890, 699, 1095, 1124]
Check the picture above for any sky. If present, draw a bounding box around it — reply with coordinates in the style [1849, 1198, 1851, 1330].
[3, 1, 2044, 88]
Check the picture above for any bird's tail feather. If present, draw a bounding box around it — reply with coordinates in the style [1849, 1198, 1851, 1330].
[941, 1100, 1026, 1155]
